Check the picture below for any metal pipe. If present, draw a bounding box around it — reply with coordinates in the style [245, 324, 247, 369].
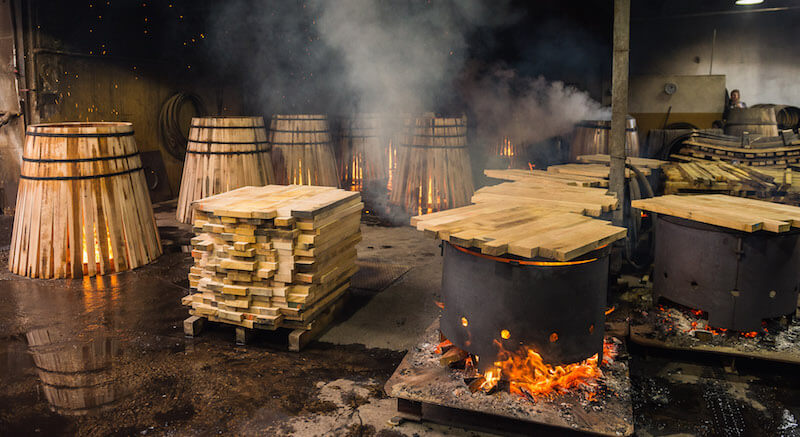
[610, 0, 630, 227]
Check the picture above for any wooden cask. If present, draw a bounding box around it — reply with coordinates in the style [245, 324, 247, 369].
[390, 114, 474, 215]
[338, 114, 388, 191]
[726, 107, 780, 137]
[9, 122, 162, 278]
[176, 116, 275, 223]
[751, 104, 800, 131]
[269, 114, 339, 186]
[569, 117, 640, 161]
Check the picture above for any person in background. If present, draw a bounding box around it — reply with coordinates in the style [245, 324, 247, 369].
[729, 89, 747, 109]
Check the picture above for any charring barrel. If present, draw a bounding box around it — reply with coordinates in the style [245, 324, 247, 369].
[9, 122, 162, 278]
[338, 114, 388, 191]
[269, 114, 339, 187]
[389, 114, 474, 215]
[569, 117, 640, 161]
[725, 107, 779, 137]
[176, 116, 275, 223]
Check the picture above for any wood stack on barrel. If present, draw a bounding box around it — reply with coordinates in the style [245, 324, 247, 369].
[569, 117, 640, 161]
[9, 122, 162, 278]
[389, 114, 474, 215]
[269, 114, 339, 187]
[176, 116, 275, 224]
[183, 185, 361, 334]
[337, 114, 388, 192]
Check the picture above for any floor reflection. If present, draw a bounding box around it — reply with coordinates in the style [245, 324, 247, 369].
[26, 328, 122, 416]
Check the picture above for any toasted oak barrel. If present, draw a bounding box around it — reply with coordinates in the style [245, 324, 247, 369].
[569, 117, 640, 161]
[269, 114, 339, 187]
[176, 116, 275, 223]
[389, 114, 474, 215]
[10, 122, 162, 278]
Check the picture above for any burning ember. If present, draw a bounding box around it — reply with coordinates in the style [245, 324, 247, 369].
[655, 304, 764, 338]
[436, 333, 618, 403]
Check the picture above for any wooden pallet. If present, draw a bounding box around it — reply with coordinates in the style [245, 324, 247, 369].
[632, 194, 800, 233]
[411, 202, 627, 260]
[184, 289, 349, 351]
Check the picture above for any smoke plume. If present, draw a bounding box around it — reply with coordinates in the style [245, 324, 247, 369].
[462, 66, 611, 148]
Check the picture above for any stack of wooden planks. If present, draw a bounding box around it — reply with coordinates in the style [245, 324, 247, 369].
[576, 154, 668, 170]
[411, 203, 627, 261]
[547, 163, 652, 180]
[182, 185, 362, 331]
[679, 133, 800, 167]
[632, 194, 800, 233]
[662, 159, 777, 195]
[479, 169, 619, 216]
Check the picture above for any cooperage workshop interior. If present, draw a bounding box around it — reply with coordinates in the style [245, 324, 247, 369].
[2, 1, 800, 436]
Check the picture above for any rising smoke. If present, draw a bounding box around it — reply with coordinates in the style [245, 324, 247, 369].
[462, 65, 611, 148]
[209, 0, 609, 154]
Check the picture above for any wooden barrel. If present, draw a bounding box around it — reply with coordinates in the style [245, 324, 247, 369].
[269, 114, 338, 186]
[176, 116, 275, 223]
[569, 117, 640, 161]
[751, 104, 800, 131]
[725, 107, 779, 137]
[26, 328, 119, 415]
[389, 114, 474, 215]
[338, 114, 389, 191]
[9, 122, 162, 278]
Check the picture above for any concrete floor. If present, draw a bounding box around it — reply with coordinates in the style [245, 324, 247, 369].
[1, 205, 800, 436]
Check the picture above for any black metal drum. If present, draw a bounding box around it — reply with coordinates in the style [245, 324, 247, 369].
[440, 242, 609, 370]
[654, 215, 800, 331]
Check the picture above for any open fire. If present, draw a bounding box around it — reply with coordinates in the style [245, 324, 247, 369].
[435, 331, 618, 402]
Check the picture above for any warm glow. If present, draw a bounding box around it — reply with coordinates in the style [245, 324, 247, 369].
[81, 224, 114, 268]
[478, 339, 617, 401]
[461, 317, 469, 327]
[549, 332, 558, 343]
[494, 136, 523, 169]
[501, 329, 511, 339]
[386, 140, 396, 192]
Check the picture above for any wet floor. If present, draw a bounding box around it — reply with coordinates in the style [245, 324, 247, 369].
[1, 209, 800, 436]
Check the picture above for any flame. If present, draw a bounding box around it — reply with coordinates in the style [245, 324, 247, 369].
[434, 301, 445, 309]
[494, 136, 525, 169]
[387, 139, 396, 192]
[528, 162, 535, 172]
[81, 225, 114, 268]
[461, 317, 469, 327]
[500, 329, 511, 339]
[434, 339, 453, 354]
[605, 306, 616, 316]
[478, 339, 617, 401]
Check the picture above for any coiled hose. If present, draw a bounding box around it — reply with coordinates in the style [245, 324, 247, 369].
[158, 92, 206, 161]
[625, 163, 655, 270]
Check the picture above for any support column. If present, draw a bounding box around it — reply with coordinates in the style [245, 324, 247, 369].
[610, 0, 630, 226]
